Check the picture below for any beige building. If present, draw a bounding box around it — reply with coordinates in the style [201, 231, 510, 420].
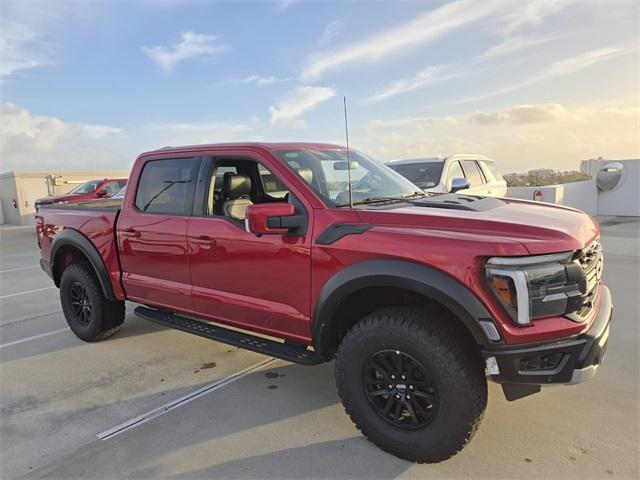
[0, 170, 130, 226]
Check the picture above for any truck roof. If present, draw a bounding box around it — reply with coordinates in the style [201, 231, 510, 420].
[387, 154, 493, 165]
[142, 142, 346, 156]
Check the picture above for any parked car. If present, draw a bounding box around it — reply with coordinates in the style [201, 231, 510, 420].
[111, 185, 127, 199]
[387, 154, 507, 196]
[34, 178, 127, 211]
[36, 143, 610, 463]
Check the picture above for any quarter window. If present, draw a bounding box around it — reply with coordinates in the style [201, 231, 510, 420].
[135, 158, 199, 214]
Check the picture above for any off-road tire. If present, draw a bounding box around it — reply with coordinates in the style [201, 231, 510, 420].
[335, 306, 487, 463]
[60, 262, 125, 342]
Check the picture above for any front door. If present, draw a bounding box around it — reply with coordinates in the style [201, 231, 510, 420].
[117, 156, 201, 314]
[187, 154, 312, 342]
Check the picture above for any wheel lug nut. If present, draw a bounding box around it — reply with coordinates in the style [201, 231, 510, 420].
[390, 375, 395, 380]
[395, 394, 400, 399]
[409, 385, 414, 390]
[401, 375, 406, 380]
[388, 384, 393, 389]
[406, 394, 411, 399]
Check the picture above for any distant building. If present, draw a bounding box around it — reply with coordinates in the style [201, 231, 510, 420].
[0, 170, 129, 225]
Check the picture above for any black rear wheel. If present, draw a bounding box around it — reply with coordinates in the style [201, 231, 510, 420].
[336, 306, 487, 463]
[60, 262, 125, 342]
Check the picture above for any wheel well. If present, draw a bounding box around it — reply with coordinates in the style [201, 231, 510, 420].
[52, 245, 90, 287]
[326, 286, 479, 359]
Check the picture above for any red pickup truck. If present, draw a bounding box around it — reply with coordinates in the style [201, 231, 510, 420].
[34, 178, 128, 211]
[36, 143, 611, 463]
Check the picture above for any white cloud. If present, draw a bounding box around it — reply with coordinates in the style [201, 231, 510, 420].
[302, 0, 503, 79]
[0, 103, 125, 170]
[0, 21, 53, 76]
[316, 20, 343, 45]
[368, 65, 462, 103]
[219, 75, 288, 87]
[469, 104, 572, 125]
[358, 98, 640, 171]
[548, 46, 627, 75]
[276, 0, 297, 11]
[497, 0, 575, 35]
[0, 1, 93, 77]
[269, 86, 336, 123]
[453, 44, 635, 105]
[479, 34, 562, 61]
[141, 32, 230, 72]
[367, 32, 571, 103]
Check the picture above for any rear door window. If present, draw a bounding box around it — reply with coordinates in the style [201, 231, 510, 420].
[461, 160, 486, 186]
[135, 158, 199, 214]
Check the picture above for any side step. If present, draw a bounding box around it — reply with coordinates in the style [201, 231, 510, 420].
[134, 306, 322, 366]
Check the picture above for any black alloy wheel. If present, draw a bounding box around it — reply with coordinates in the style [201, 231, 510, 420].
[363, 350, 438, 430]
[70, 281, 93, 325]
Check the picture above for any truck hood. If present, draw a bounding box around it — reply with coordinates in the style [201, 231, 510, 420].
[356, 194, 599, 255]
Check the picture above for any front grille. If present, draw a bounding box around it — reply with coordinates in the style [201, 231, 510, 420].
[571, 238, 603, 320]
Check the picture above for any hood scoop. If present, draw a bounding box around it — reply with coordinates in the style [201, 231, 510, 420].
[409, 194, 505, 212]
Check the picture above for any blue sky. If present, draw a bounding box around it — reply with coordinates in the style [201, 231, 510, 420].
[1, 0, 639, 172]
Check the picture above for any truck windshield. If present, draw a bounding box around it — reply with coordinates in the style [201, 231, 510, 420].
[387, 162, 444, 189]
[69, 180, 102, 194]
[272, 149, 423, 207]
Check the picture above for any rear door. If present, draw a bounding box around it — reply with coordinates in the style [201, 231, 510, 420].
[459, 160, 491, 195]
[117, 156, 201, 313]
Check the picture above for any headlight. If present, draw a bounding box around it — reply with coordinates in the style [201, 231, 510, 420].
[486, 252, 584, 326]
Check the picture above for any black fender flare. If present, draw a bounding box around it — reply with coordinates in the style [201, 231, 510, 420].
[312, 259, 500, 360]
[50, 229, 117, 301]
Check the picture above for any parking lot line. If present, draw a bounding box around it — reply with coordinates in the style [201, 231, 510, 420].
[0, 265, 39, 273]
[97, 357, 276, 441]
[0, 327, 69, 349]
[0, 286, 56, 299]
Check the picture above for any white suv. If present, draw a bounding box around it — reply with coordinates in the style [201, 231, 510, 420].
[387, 154, 507, 197]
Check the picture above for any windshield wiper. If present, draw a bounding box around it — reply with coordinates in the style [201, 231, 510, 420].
[335, 191, 427, 207]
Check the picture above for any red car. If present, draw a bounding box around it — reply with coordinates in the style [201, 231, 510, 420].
[36, 143, 611, 463]
[34, 178, 127, 211]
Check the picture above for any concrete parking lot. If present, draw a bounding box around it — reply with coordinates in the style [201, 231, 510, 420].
[1, 219, 638, 479]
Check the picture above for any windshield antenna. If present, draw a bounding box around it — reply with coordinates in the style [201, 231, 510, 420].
[343, 96, 354, 209]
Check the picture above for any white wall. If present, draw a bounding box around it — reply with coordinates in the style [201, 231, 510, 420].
[597, 160, 640, 216]
[507, 160, 639, 217]
[507, 180, 598, 215]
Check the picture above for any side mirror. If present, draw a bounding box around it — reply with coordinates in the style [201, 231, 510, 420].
[246, 203, 304, 235]
[96, 189, 108, 197]
[450, 177, 470, 193]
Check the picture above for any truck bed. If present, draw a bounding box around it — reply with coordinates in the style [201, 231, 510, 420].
[36, 199, 124, 300]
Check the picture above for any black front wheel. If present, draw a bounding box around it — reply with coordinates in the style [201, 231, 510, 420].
[60, 262, 125, 342]
[336, 306, 487, 463]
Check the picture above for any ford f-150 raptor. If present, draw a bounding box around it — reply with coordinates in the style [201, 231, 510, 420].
[36, 143, 611, 462]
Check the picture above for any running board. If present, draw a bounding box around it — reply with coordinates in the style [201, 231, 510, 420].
[134, 306, 322, 366]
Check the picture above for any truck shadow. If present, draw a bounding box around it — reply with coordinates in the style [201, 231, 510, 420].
[26, 361, 415, 479]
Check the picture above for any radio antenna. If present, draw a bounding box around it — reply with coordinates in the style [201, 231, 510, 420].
[343, 96, 354, 209]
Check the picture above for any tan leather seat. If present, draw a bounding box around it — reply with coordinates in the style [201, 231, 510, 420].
[220, 173, 253, 221]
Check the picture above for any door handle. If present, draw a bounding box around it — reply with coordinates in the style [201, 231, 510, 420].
[192, 235, 216, 247]
[120, 228, 140, 238]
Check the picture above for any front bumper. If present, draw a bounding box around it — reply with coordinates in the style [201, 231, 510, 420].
[482, 285, 612, 398]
